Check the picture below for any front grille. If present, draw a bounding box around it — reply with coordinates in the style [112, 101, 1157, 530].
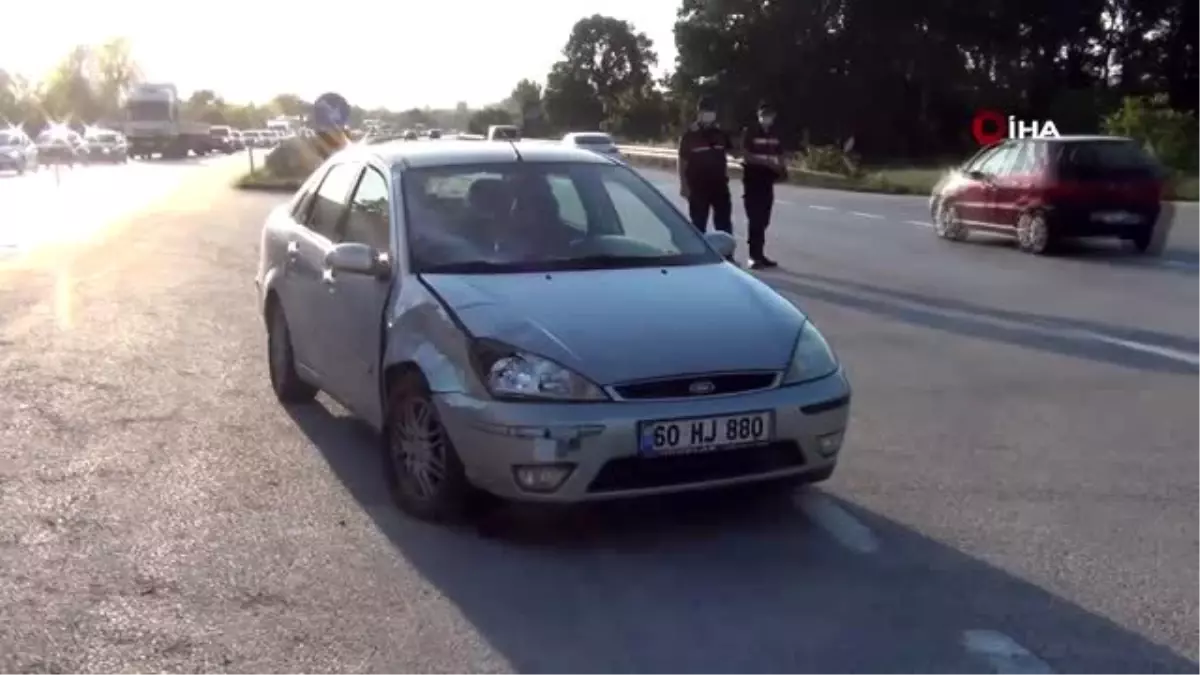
[587, 441, 804, 493]
[612, 372, 777, 399]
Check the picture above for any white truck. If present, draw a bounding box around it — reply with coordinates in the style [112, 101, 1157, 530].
[123, 83, 216, 159]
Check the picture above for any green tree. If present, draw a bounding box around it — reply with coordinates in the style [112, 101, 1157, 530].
[542, 15, 657, 133]
[40, 45, 101, 124]
[507, 78, 548, 136]
[269, 93, 309, 118]
[92, 38, 140, 119]
[467, 107, 514, 135]
[1104, 94, 1198, 173]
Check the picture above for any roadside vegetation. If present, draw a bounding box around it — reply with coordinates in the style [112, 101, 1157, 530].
[8, 14, 1180, 199]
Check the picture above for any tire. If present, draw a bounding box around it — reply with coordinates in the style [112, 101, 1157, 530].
[934, 201, 969, 241]
[1128, 228, 1155, 255]
[383, 372, 477, 523]
[266, 302, 318, 404]
[1016, 210, 1053, 255]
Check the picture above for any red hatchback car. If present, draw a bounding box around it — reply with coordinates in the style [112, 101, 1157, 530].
[929, 135, 1166, 255]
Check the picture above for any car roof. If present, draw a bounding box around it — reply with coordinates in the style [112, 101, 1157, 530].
[348, 139, 617, 169]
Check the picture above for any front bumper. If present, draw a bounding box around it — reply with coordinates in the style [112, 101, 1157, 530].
[86, 147, 126, 161]
[435, 368, 851, 502]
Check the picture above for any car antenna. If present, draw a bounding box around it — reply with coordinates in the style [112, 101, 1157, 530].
[509, 140, 523, 162]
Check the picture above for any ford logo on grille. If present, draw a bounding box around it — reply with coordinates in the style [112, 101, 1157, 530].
[688, 380, 716, 395]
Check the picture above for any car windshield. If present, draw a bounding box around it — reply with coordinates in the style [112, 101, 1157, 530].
[574, 134, 613, 146]
[401, 162, 719, 274]
[0, 133, 17, 146]
[491, 127, 519, 140]
[90, 133, 119, 142]
[1055, 140, 1160, 180]
[210, 127, 230, 137]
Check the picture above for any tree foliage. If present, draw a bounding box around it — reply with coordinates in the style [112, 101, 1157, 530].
[0, 43, 487, 137]
[669, 0, 1197, 164]
[467, 107, 515, 135]
[541, 15, 669, 138]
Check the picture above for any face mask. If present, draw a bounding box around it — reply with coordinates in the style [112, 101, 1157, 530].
[698, 111, 716, 125]
[759, 115, 775, 127]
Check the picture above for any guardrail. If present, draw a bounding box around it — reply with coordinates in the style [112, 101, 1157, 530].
[446, 134, 758, 173]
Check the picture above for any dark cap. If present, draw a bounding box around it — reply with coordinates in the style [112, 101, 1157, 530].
[697, 95, 717, 112]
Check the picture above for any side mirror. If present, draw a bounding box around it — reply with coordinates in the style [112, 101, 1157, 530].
[704, 230, 737, 258]
[325, 242, 388, 278]
[965, 169, 988, 181]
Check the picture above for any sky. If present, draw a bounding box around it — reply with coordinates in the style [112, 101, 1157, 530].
[1, 0, 680, 110]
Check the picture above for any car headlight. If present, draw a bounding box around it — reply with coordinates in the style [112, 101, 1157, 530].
[782, 321, 839, 385]
[471, 339, 608, 402]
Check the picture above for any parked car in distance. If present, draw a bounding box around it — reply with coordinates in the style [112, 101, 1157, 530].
[255, 140, 851, 524]
[0, 129, 38, 174]
[486, 124, 520, 141]
[83, 129, 128, 163]
[35, 130, 82, 166]
[563, 131, 622, 160]
[209, 125, 239, 153]
[930, 135, 1168, 255]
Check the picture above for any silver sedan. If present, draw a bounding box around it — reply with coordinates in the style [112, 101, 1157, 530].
[256, 140, 852, 523]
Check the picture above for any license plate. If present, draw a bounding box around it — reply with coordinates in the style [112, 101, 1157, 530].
[1092, 211, 1141, 225]
[638, 411, 774, 456]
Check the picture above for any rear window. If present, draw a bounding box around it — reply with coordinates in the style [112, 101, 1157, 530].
[491, 126, 519, 140]
[210, 127, 230, 137]
[0, 133, 18, 146]
[1055, 141, 1160, 180]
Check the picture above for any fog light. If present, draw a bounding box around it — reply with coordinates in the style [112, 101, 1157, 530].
[816, 430, 844, 457]
[513, 464, 574, 493]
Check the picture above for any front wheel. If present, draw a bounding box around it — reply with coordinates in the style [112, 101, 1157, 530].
[266, 303, 318, 403]
[383, 373, 477, 523]
[934, 202, 968, 241]
[1127, 228, 1158, 255]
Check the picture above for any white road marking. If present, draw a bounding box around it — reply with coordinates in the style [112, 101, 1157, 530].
[794, 492, 879, 554]
[962, 630, 1054, 674]
[776, 198, 796, 206]
[1080, 331, 1200, 366]
[906, 219, 934, 228]
[849, 211, 883, 219]
[809, 205, 835, 211]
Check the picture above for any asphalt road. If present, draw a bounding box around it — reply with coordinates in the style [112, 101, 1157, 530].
[0, 157, 1195, 673]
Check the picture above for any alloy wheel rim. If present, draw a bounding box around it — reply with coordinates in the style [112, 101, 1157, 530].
[1019, 214, 1046, 251]
[390, 399, 448, 501]
[938, 205, 957, 236]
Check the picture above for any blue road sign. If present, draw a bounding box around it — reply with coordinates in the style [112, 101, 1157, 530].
[311, 92, 350, 131]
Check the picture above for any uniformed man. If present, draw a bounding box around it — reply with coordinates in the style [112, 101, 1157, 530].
[678, 96, 735, 257]
[739, 102, 785, 269]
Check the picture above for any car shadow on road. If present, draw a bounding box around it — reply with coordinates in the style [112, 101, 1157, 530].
[761, 269, 1198, 375]
[286, 401, 1197, 674]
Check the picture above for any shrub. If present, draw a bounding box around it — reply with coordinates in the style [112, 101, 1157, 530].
[799, 144, 859, 176]
[1103, 94, 1198, 174]
[264, 135, 340, 180]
